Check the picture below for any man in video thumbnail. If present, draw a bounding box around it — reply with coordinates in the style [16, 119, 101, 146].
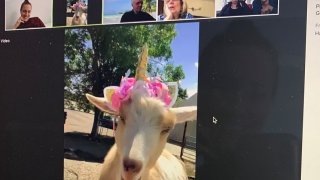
[120, 0, 155, 22]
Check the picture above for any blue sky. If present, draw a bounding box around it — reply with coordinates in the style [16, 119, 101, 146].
[81, 22, 199, 97]
[170, 22, 199, 97]
[104, 0, 132, 15]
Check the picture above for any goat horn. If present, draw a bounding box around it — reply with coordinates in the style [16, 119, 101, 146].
[135, 44, 148, 81]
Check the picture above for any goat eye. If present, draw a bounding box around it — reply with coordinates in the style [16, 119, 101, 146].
[119, 116, 125, 124]
[161, 128, 171, 134]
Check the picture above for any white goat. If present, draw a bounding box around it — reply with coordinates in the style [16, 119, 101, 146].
[71, 2, 87, 25]
[86, 46, 197, 180]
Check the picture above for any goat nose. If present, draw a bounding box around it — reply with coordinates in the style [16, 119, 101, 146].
[123, 158, 142, 173]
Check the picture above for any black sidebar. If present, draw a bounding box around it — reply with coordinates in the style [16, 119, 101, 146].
[0, 0, 65, 177]
[197, 0, 307, 179]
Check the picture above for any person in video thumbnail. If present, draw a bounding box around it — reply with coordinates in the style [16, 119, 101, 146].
[217, 0, 252, 17]
[252, 0, 278, 14]
[158, 0, 193, 20]
[14, 0, 45, 29]
[120, 0, 155, 22]
[69, 0, 78, 7]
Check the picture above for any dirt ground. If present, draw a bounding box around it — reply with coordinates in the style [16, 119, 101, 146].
[64, 109, 196, 179]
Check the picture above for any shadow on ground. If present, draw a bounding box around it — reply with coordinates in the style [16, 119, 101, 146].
[64, 132, 196, 179]
[64, 132, 114, 163]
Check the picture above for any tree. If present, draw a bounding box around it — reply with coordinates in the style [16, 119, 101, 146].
[147, 62, 189, 105]
[143, 0, 156, 13]
[64, 24, 177, 138]
[163, 64, 188, 104]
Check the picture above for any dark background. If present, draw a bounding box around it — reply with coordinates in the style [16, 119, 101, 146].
[0, 0, 306, 179]
[197, 0, 306, 179]
[0, 29, 65, 180]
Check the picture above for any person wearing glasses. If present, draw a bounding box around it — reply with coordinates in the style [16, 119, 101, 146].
[158, 0, 193, 20]
[120, 0, 155, 22]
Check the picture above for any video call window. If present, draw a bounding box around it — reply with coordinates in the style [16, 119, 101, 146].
[216, 0, 279, 17]
[5, 0, 53, 30]
[0, 1, 310, 180]
[103, 0, 156, 24]
[4, 0, 280, 30]
[66, 0, 88, 26]
[64, 23, 199, 179]
[158, 0, 216, 21]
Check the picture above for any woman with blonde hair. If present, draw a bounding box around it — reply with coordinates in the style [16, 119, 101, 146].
[158, 0, 193, 20]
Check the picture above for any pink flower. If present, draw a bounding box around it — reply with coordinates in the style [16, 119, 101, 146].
[159, 85, 172, 106]
[111, 77, 136, 110]
[111, 92, 121, 111]
[149, 81, 163, 96]
[110, 77, 172, 111]
[119, 77, 136, 100]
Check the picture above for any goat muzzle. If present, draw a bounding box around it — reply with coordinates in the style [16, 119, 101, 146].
[122, 158, 143, 180]
[123, 158, 142, 173]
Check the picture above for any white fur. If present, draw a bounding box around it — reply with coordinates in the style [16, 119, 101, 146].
[71, 5, 87, 25]
[86, 89, 197, 180]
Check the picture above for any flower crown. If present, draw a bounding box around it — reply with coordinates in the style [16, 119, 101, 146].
[110, 77, 172, 111]
[71, 2, 86, 10]
[99, 45, 177, 114]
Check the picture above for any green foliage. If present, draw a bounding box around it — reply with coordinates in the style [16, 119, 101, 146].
[142, 0, 156, 12]
[162, 64, 188, 103]
[63, 24, 196, 137]
[163, 64, 185, 82]
[64, 24, 177, 112]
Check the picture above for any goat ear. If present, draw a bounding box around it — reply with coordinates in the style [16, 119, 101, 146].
[170, 106, 197, 124]
[85, 94, 118, 115]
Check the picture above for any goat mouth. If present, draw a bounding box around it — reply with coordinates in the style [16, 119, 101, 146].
[121, 176, 141, 180]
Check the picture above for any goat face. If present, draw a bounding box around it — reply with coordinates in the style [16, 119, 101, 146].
[71, 2, 87, 25]
[116, 93, 176, 180]
[74, 5, 85, 18]
[86, 89, 197, 180]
